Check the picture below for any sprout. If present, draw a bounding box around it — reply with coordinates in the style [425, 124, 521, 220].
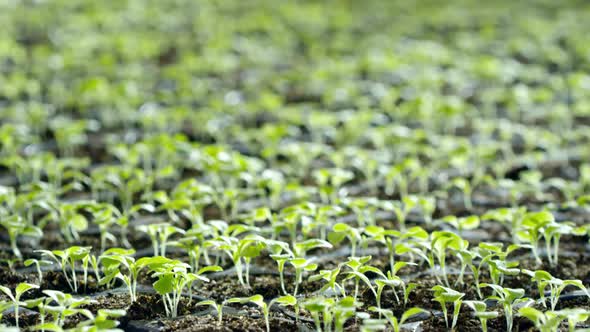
[0, 283, 39, 328]
[309, 267, 346, 298]
[481, 283, 527, 332]
[289, 257, 318, 296]
[136, 223, 185, 257]
[556, 308, 590, 332]
[34, 290, 95, 328]
[380, 196, 417, 231]
[313, 168, 354, 203]
[328, 223, 362, 257]
[368, 307, 427, 332]
[0, 215, 42, 258]
[523, 269, 590, 311]
[205, 235, 264, 288]
[24, 258, 53, 284]
[148, 257, 221, 318]
[441, 215, 480, 235]
[99, 248, 153, 302]
[37, 246, 91, 293]
[343, 256, 380, 302]
[516, 210, 554, 265]
[518, 307, 566, 332]
[196, 299, 224, 326]
[464, 300, 498, 332]
[375, 262, 416, 311]
[227, 295, 296, 332]
[428, 231, 468, 286]
[431, 285, 464, 331]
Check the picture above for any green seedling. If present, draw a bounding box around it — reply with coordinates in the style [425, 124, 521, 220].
[555, 308, 590, 332]
[136, 223, 185, 256]
[343, 256, 381, 302]
[310, 267, 346, 298]
[68, 308, 126, 332]
[464, 300, 498, 332]
[206, 235, 264, 288]
[0, 283, 39, 328]
[196, 300, 225, 326]
[24, 258, 53, 284]
[543, 221, 574, 267]
[518, 307, 566, 332]
[481, 283, 527, 332]
[380, 196, 417, 231]
[37, 246, 91, 293]
[447, 177, 473, 210]
[441, 215, 480, 235]
[40, 201, 90, 244]
[516, 210, 554, 265]
[431, 285, 464, 331]
[328, 223, 362, 257]
[368, 307, 427, 332]
[313, 168, 354, 203]
[375, 262, 416, 311]
[227, 294, 296, 332]
[99, 248, 148, 302]
[472, 242, 523, 298]
[0, 215, 42, 258]
[290, 257, 318, 296]
[523, 269, 590, 310]
[37, 290, 96, 328]
[149, 257, 222, 318]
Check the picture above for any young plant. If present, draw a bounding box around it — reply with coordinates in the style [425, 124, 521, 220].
[227, 295, 296, 332]
[431, 285, 464, 331]
[441, 215, 480, 235]
[328, 223, 362, 257]
[0, 215, 42, 258]
[368, 307, 426, 332]
[375, 262, 416, 311]
[0, 283, 39, 329]
[518, 307, 566, 332]
[37, 246, 91, 293]
[149, 257, 222, 318]
[463, 300, 498, 332]
[206, 235, 265, 288]
[196, 299, 224, 326]
[290, 257, 318, 296]
[310, 267, 346, 298]
[516, 210, 554, 265]
[24, 258, 53, 284]
[428, 231, 468, 286]
[136, 223, 185, 256]
[343, 256, 380, 302]
[99, 248, 154, 302]
[380, 196, 417, 231]
[481, 284, 526, 332]
[523, 269, 590, 310]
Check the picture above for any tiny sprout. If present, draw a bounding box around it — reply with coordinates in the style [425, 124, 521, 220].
[136, 223, 185, 256]
[441, 215, 480, 235]
[0, 215, 42, 258]
[227, 295, 295, 332]
[368, 307, 427, 332]
[464, 300, 498, 332]
[523, 269, 590, 311]
[0, 283, 39, 328]
[290, 257, 318, 296]
[481, 283, 526, 332]
[196, 300, 224, 326]
[328, 223, 362, 257]
[431, 285, 464, 331]
[518, 307, 566, 332]
[37, 246, 91, 293]
[24, 258, 53, 284]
